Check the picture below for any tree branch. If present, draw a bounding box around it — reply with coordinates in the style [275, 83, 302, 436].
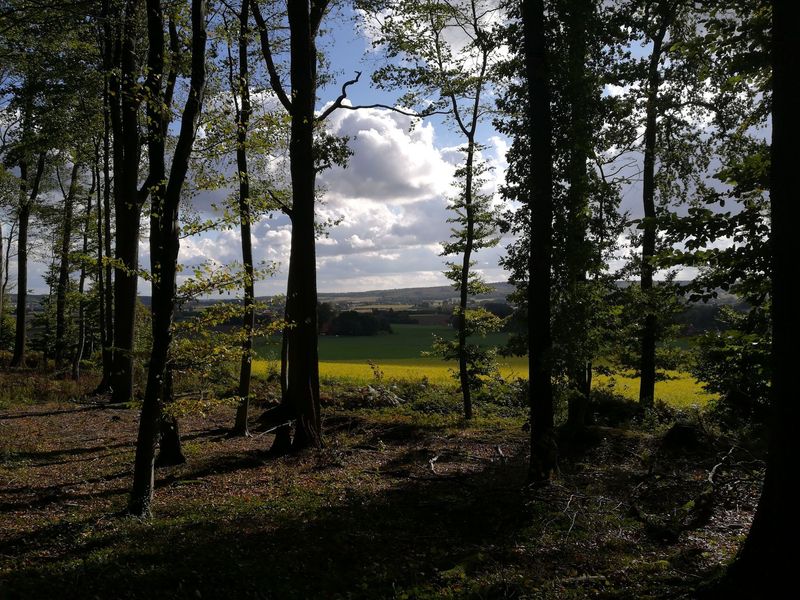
[316, 71, 361, 122]
[251, 0, 292, 114]
[333, 103, 449, 118]
[266, 188, 292, 218]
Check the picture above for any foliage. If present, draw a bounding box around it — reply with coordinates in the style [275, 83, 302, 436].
[691, 306, 770, 421]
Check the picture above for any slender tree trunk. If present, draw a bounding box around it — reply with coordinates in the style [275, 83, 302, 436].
[96, 64, 115, 393]
[523, 0, 556, 482]
[72, 169, 96, 380]
[457, 140, 476, 420]
[638, 11, 668, 408]
[233, 0, 254, 436]
[11, 152, 46, 368]
[129, 0, 207, 517]
[272, 320, 292, 453]
[55, 162, 81, 370]
[11, 188, 29, 367]
[0, 222, 14, 338]
[723, 3, 797, 594]
[564, 0, 593, 430]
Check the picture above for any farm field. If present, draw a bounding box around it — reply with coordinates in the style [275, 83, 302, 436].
[252, 324, 715, 408]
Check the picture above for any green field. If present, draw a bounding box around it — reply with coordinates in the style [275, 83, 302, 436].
[254, 324, 511, 362]
[252, 324, 714, 407]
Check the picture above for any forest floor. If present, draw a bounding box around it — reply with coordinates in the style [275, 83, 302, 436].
[0, 373, 763, 599]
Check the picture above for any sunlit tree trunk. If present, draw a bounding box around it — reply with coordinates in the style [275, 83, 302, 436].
[233, 0, 255, 436]
[55, 162, 81, 370]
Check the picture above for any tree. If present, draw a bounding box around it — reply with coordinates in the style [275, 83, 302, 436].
[129, 0, 208, 518]
[231, 0, 256, 436]
[366, 0, 502, 420]
[107, 0, 151, 404]
[521, 0, 556, 481]
[53, 161, 81, 370]
[251, 0, 355, 450]
[636, 0, 671, 408]
[498, 0, 629, 438]
[719, 0, 795, 594]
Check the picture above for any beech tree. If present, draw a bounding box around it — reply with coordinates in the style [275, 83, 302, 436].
[129, 0, 208, 517]
[251, 0, 356, 450]
[106, 0, 152, 404]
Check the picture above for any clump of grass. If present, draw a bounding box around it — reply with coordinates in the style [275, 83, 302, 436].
[0, 371, 99, 410]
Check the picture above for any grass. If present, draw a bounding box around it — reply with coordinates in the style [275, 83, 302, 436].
[254, 324, 512, 362]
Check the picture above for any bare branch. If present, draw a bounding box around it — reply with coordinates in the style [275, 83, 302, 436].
[334, 104, 449, 118]
[316, 71, 362, 122]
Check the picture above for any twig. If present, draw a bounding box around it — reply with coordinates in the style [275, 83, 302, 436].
[428, 454, 440, 473]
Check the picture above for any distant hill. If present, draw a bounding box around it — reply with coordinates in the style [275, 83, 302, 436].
[8, 280, 746, 333]
[314, 282, 516, 306]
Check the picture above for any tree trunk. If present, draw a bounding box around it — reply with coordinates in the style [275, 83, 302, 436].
[563, 0, 593, 431]
[11, 152, 46, 368]
[109, 0, 144, 404]
[0, 222, 13, 327]
[722, 2, 797, 594]
[72, 167, 96, 380]
[522, 0, 556, 482]
[457, 139, 476, 421]
[0, 223, 4, 340]
[283, 0, 323, 450]
[156, 367, 186, 466]
[55, 162, 81, 371]
[95, 60, 115, 393]
[234, 0, 254, 437]
[129, 0, 207, 518]
[638, 10, 669, 409]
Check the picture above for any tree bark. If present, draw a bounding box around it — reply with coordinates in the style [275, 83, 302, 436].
[129, 0, 207, 518]
[156, 367, 186, 466]
[638, 7, 669, 408]
[284, 0, 325, 450]
[0, 223, 13, 315]
[522, 0, 556, 482]
[72, 167, 96, 380]
[0, 223, 4, 339]
[563, 0, 593, 430]
[722, 2, 797, 594]
[11, 152, 46, 368]
[252, 0, 328, 450]
[110, 0, 145, 404]
[233, 0, 254, 437]
[95, 50, 115, 393]
[457, 139, 476, 421]
[55, 162, 81, 370]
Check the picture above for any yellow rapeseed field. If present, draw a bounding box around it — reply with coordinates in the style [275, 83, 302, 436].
[252, 358, 715, 408]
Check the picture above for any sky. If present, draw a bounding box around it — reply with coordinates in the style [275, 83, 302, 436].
[155, 2, 516, 297]
[5, 2, 743, 297]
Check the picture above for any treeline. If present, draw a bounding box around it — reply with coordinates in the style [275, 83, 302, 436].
[0, 0, 794, 592]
